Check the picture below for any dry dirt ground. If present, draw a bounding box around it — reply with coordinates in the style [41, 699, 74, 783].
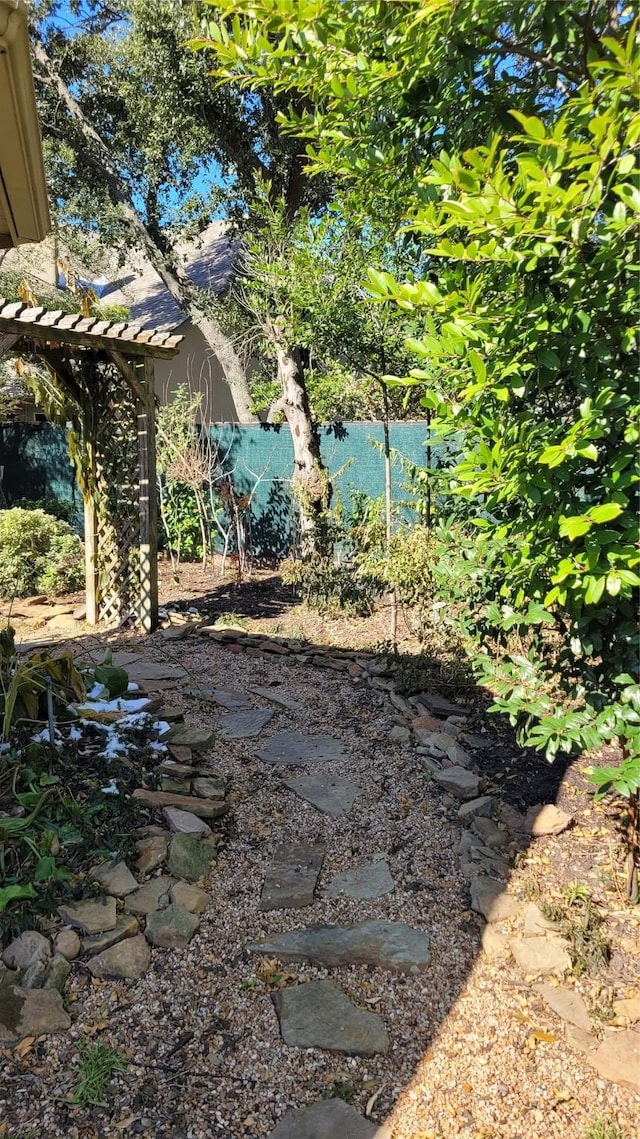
[1, 561, 638, 1139]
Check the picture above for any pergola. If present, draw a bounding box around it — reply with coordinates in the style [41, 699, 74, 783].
[0, 300, 183, 631]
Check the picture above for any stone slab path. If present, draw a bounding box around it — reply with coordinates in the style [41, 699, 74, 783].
[283, 774, 361, 817]
[272, 979, 389, 1055]
[259, 843, 326, 911]
[257, 731, 346, 765]
[6, 635, 637, 1139]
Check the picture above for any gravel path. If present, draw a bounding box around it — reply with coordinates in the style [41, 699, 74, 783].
[2, 632, 637, 1139]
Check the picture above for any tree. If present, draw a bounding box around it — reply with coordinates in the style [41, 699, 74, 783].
[198, 1, 640, 892]
[30, 0, 329, 421]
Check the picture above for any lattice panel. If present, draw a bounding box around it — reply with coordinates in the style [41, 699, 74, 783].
[91, 365, 141, 624]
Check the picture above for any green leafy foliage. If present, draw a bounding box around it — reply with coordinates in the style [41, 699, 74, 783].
[71, 1040, 128, 1108]
[0, 508, 84, 598]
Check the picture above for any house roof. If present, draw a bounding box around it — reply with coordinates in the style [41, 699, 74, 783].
[0, 298, 183, 358]
[1, 220, 238, 331]
[0, 0, 51, 247]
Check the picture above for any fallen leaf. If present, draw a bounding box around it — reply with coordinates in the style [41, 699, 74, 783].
[14, 1036, 36, 1059]
[365, 1086, 383, 1116]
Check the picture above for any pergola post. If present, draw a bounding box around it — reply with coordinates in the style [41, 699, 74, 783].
[84, 488, 97, 625]
[137, 356, 158, 633]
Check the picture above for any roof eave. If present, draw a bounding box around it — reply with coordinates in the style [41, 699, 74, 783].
[0, 0, 51, 248]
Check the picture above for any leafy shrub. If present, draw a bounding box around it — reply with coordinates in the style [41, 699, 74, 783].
[11, 497, 75, 523]
[0, 508, 84, 597]
[281, 556, 378, 616]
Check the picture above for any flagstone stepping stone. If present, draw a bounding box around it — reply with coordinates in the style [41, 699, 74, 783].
[590, 1029, 640, 1093]
[509, 936, 571, 977]
[58, 896, 117, 934]
[283, 775, 361, 818]
[260, 843, 325, 911]
[272, 980, 388, 1055]
[249, 686, 303, 712]
[167, 834, 218, 881]
[160, 725, 215, 751]
[135, 834, 169, 873]
[325, 861, 395, 900]
[431, 766, 481, 800]
[87, 934, 151, 980]
[192, 775, 226, 800]
[470, 877, 522, 923]
[210, 688, 252, 710]
[0, 986, 71, 1044]
[81, 914, 139, 956]
[417, 691, 466, 717]
[132, 789, 228, 818]
[249, 920, 430, 973]
[216, 708, 274, 739]
[90, 859, 138, 896]
[534, 982, 591, 1033]
[126, 661, 188, 682]
[163, 807, 212, 837]
[257, 732, 346, 766]
[144, 904, 199, 949]
[269, 1098, 387, 1139]
[170, 882, 210, 914]
[125, 876, 176, 916]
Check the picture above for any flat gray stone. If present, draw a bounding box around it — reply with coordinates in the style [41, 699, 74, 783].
[534, 983, 591, 1032]
[81, 914, 139, 956]
[58, 896, 117, 934]
[260, 843, 325, 910]
[523, 902, 561, 937]
[192, 776, 226, 800]
[510, 936, 571, 977]
[124, 876, 176, 916]
[161, 725, 215, 751]
[249, 920, 429, 973]
[417, 692, 465, 717]
[269, 1099, 386, 1139]
[2, 930, 51, 971]
[590, 1030, 640, 1092]
[431, 766, 481, 800]
[524, 803, 573, 836]
[144, 904, 199, 948]
[471, 816, 509, 851]
[470, 877, 522, 923]
[167, 834, 217, 881]
[457, 796, 496, 821]
[249, 686, 303, 712]
[216, 708, 274, 739]
[257, 732, 346, 766]
[273, 980, 388, 1055]
[163, 807, 212, 836]
[209, 688, 252, 709]
[87, 934, 151, 979]
[90, 860, 138, 896]
[0, 986, 70, 1043]
[283, 775, 361, 818]
[325, 861, 395, 900]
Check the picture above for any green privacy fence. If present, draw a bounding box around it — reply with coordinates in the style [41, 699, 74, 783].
[0, 421, 440, 557]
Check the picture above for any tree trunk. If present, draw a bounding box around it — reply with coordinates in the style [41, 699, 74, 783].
[277, 345, 331, 556]
[33, 41, 257, 423]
